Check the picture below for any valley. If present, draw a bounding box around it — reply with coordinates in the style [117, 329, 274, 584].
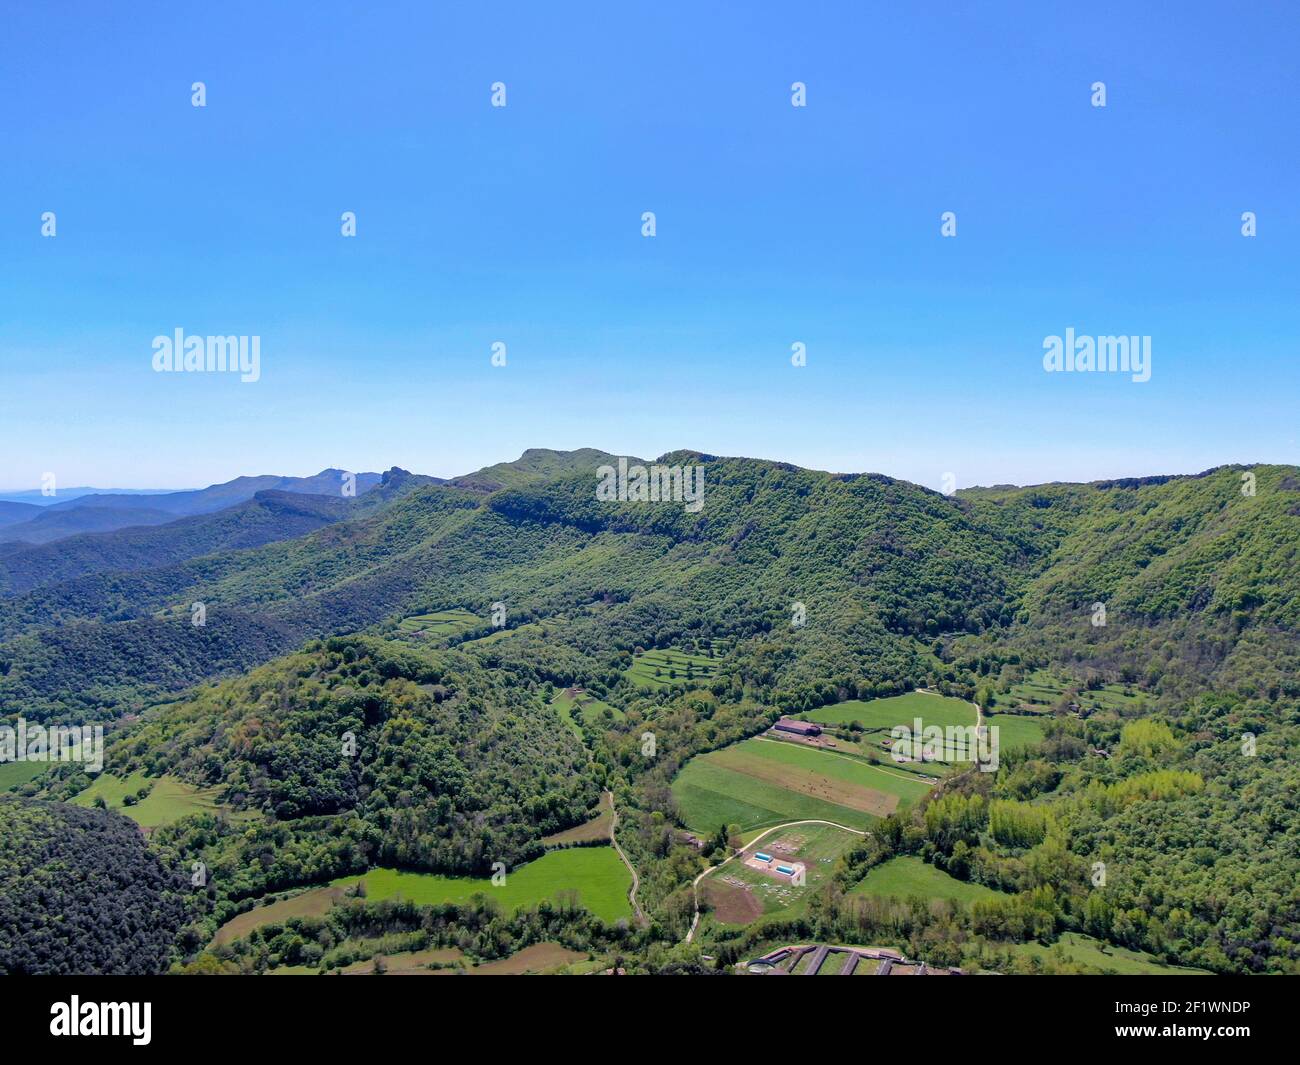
[2, 449, 1298, 977]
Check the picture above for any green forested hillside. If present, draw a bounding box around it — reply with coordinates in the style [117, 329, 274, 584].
[4, 454, 1294, 722]
[92, 635, 600, 867]
[4, 450, 1298, 974]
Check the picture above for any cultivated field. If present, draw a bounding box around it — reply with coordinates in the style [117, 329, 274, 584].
[852, 855, 1002, 905]
[704, 822, 859, 926]
[794, 691, 984, 775]
[396, 608, 481, 641]
[462, 942, 588, 975]
[672, 735, 931, 834]
[338, 947, 464, 973]
[213, 886, 349, 946]
[625, 647, 721, 690]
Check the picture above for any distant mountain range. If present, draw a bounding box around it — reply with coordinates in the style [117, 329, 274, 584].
[0, 487, 178, 506]
[0, 469, 388, 546]
[0, 450, 623, 547]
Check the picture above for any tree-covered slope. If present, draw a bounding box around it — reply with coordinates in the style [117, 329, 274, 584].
[2, 453, 1296, 721]
[87, 635, 601, 877]
[0, 799, 189, 974]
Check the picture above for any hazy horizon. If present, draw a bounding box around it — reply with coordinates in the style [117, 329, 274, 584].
[2, 443, 1293, 500]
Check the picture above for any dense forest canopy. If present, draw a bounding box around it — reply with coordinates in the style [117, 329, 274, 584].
[0, 799, 189, 974]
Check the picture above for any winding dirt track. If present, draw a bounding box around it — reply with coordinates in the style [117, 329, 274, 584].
[606, 789, 646, 924]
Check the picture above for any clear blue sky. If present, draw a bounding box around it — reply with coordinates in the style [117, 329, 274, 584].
[1, 1, 1297, 492]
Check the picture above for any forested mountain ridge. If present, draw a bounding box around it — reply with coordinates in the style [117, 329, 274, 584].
[0, 501, 42, 530]
[449, 447, 633, 492]
[957, 464, 1300, 698]
[1, 453, 1295, 720]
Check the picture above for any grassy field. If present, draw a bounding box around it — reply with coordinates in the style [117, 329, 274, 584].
[799, 691, 976, 730]
[220, 848, 633, 947]
[331, 847, 633, 923]
[396, 608, 481, 641]
[852, 856, 1002, 905]
[213, 886, 348, 946]
[542, 791, 613, 846]
[984, 711, 1046, 752]
[802, 733, 949, 780]
[626, 647, 721, 690]
[551, 689, 624, 741]
[672, 736, 932, 834]
[704, 822, 860, 926]
[990, 932, 1210, 975]
[70, 771, 235, 830]
[0, 760, 50, 791]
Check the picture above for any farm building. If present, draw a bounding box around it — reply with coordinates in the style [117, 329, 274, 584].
[773, 719, 821, 737]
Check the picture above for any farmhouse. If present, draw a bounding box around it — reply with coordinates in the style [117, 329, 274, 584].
[773, 718, 821, 737]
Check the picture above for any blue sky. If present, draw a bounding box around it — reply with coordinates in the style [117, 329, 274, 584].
[1, 1, 1297, 492]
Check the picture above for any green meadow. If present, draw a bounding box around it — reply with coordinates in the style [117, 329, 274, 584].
[626, 647, 720, 690]
[331, 846, 633, 923]
[71, 771, 236, 830]
[984, 711, 1046, 752]
[991, 932, 1210, 975]
[0, 760, 50, 791]
[799, 691, 976, 730]
[852, 855, 1003, 905]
